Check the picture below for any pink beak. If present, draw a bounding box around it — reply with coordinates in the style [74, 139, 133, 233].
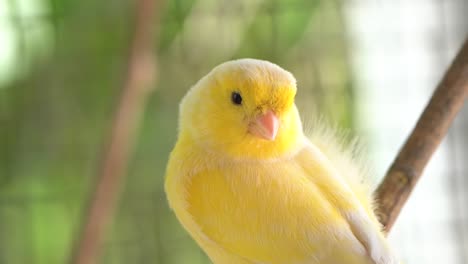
[248, 111, 279, 141]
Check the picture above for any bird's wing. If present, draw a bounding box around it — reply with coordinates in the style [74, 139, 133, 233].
[296, 139, 398, 264]
[304, 119, 380, 218]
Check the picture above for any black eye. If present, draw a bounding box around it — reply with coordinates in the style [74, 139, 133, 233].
[231, 92, 242, 105]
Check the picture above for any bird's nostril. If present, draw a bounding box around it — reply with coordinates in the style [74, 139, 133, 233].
[255, 106, 263, 114]
[257, 102, 271, 113]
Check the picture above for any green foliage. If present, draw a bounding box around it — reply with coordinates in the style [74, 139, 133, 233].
[159, 0, 198, 51]
[235, 0, 319, 59]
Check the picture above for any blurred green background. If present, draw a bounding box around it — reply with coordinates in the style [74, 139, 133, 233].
[0, 1, 354, 263]
[1, 0, 467, 263]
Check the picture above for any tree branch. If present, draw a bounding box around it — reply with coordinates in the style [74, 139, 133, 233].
[71, 0, 161, 263]
[375, 38, 468, 233]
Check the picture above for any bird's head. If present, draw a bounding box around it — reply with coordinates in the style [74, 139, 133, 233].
[179, 59, 304, 160]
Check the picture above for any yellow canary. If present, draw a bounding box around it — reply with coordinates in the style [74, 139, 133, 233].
[165, 59, 398, 264]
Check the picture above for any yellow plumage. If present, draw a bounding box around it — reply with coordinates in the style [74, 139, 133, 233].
[165, 59, 398, 264]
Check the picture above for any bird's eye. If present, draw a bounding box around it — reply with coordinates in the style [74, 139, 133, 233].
[231, 92, 242, 105]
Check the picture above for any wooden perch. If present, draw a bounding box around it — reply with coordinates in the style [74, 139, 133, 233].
[375, 38, 468, 233]
[71, 0, 160, 263]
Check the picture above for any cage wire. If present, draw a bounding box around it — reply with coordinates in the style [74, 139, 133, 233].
[0, 0, 467, 263]
[344, 1, 468, 263]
